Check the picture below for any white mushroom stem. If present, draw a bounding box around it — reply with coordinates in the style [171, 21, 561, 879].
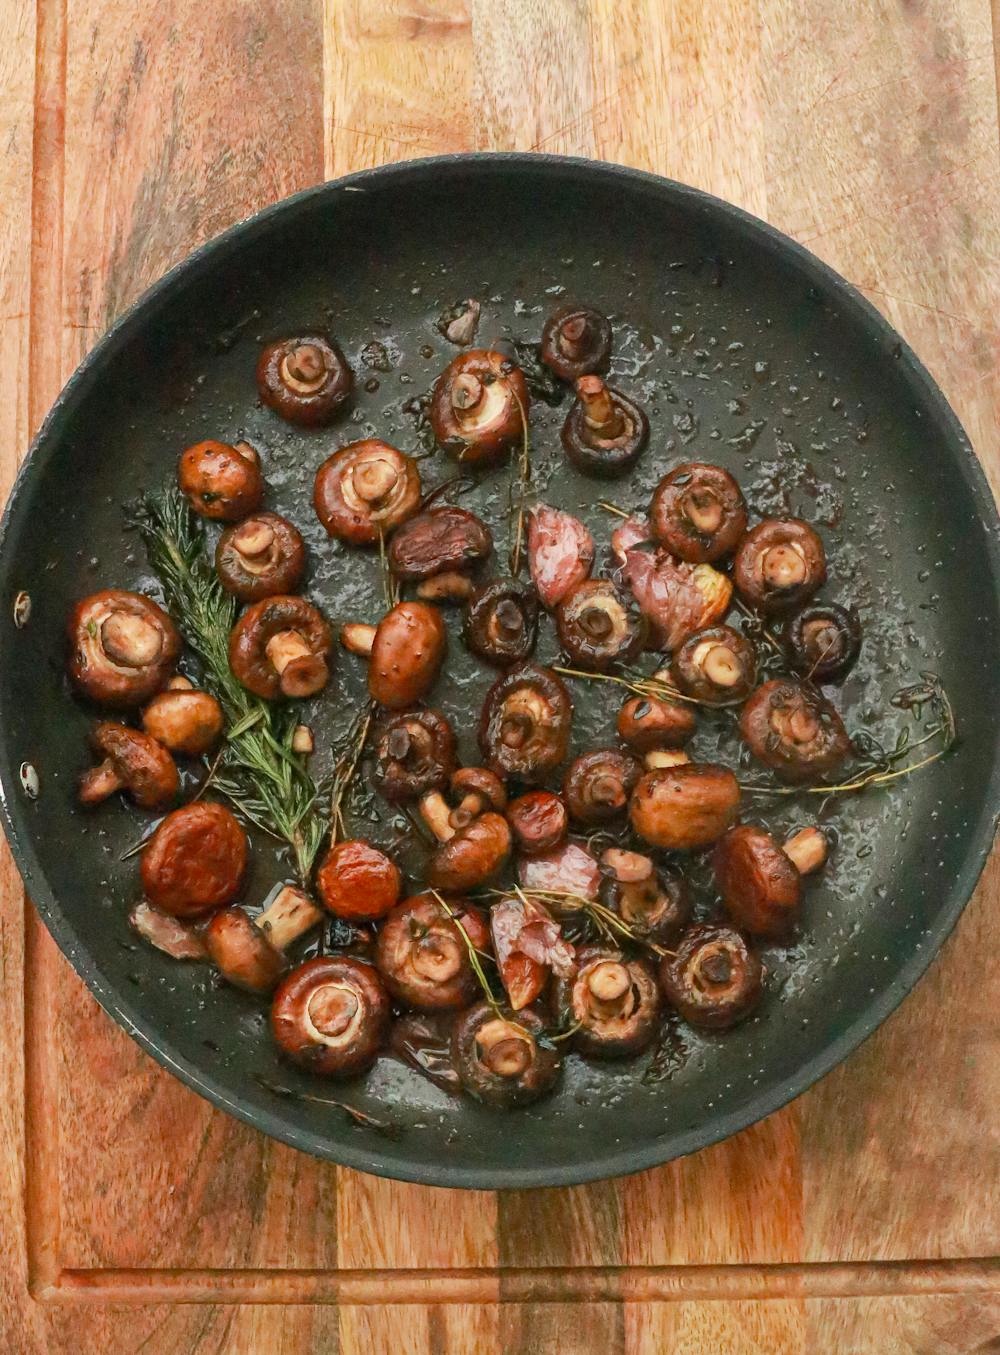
[587, 960, 631, 1003]
[101, 611, 162, 667]
[265, 629, 313, 676]
[416, 571, 475, 602]
[645, 749, 691, 770]
[341, 622, 376, 657]
[576, 375, 624, 437]
[419, 790, 456, 842]
[449, 792, 488, 830]
[784, 827, 828, 876]
[292, 724, 314, 755]
[257, 885, 323, 952]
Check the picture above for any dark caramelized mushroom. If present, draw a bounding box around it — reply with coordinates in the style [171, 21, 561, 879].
[372, 708, 456, 802]
[341, 601, 447, 710]
[314, 440, 421, 546]
[178, 440, 264, 521]
[316, 840, 402, 921]
[375, 893, 489, 1010]
[141, 802, 248, 918]
[713, 824, 828, 937]
[451, 1002, 561, 1108]
[554, 947, 661, 1059]
[429, 348, 529, 466]
[733, 518, 826, 614]
[256, 334, 353, 426]
[215, 512, 306, 602]
[599, 848, 690, 946]
[783, 603, 862, 682]
[479, 664, 573, 783]
[561, 376, 649, 478]
[271, 956, 389, 1077]
[650, 463, 748, 563]
[556, 578, 646, 671]
[629, 763, 740, 850]
[563, 748, 642, 826]
[617, 695, 696, 752]
[671, 624, 757, 705]
[739, 679, 851, 783]
[506, 791, 569, 857]
[67, 589, 181, 708]
[229, 595, 333, 700]
[205, 884, 322, 994]
[463, 578, 539, 666]
[78, 722, 179, 809]
[142, 680, 224, 756]
[388, 506, 493, 593]
[527, 503, 595, 609]
[659, 924, 763, 1030]
[540, 303, 613, 382]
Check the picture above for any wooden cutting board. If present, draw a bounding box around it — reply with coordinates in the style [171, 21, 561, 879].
[2, 1, 1000, 1350]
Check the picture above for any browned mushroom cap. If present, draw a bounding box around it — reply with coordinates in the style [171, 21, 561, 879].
[733, 518, 826, 614]
[78, 722, 179, 809]
[556, 578, 646, 671]
[429, 349, 529, 466]
[563, 749, 642, 826]
[427, 812, 512, 892]
[629, 763, 740, 850]
[617, 695, 696, 752]
[783, 603, 862, 683]
[178, 440, 264, 521]
[540, 303, 613, 382]
[215, 511, 306, 602]
[671, 624, 757, 705]
[142, 687, 224, 755]
[205, 884, 323, 993]
[479, 664, 573, 783]
[368, 601, 447, 709]
[451, 1002, 561, 1108]
[449, 767, 508, 829]
[141, 801, 248, 918]
[505, 790, 569, 857]
[388, 506, 493, 583]
[554, 946, 661, 1059]
[374, 893, 490, 1011]
[561, 376, 649, 478]
[739, 679, 851, 783]
[271, 956, 390, 1077]
[229, 596, 333, 700]
[650, 463, 748, 563]
[599, 848, 690, 946]
[372, 708, 457, 802]
[67, 589, 181, 708]
[659, 924, 763, 1030]
[256, 334, 353, 426]
[463, 578, 540, 666]
[712, 825, 804, 937]
[314, 440, 421, 546]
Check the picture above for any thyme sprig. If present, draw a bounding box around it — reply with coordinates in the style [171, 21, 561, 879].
[329, 702, 376, 847]
[552, 664, 705, 709]
[429, 889, 504, 1016]
[507, 383, 532, 577]
[507, 886, 671, 960]
[255, 1078, 399, 1137]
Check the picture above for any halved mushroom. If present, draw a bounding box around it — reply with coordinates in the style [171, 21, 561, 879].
[783, 603, 862, 683]
[463, 578, 540, 666]
[650, 463, 748, 563]
[562, 748, 642, 826]
[479, 663, 573, 783]
[340, 601, 447, 710]
[418, 785, 512, 892]
[229, 595, 333, 700]
[67, 589, 181, 708]
[739, 679, 851, 783]
[374, 893, 490, 1011]
[78, 722, 179, 809]
[599, 848, 690, 946]
[540, 303, 613, 382]
[505, 790, 569, 858]
[256, 334, 353, 426]
[371, 708, 457, 802]
[451, 1002, 561, 1108]
[271, 955, 390, 1077]
[316, 840, 402, 921]
[629, 763, 740, 850]
[215, 511, 306, 602]
[617, 695, 696, 752]
[429, 349, 529, 466]
[620, 546, 733, 652]
[142, 680, 224, 756]
[556, 578, 646, 671]
[554, 946, 661, 1059]
[527, 504, 595, 610]
[671, 624, 757, 705]
[205, 884, 323, 994]
[561, 376, 649, 478]
[141, 801, 248, 918]
[178, 440, 264, 521]
[388, 505, 493, 601]
[713, 824, 828, 937]
[658, 924, 763, 1030]
[314, 440, 421, 546]
[733, 518, 826, 614]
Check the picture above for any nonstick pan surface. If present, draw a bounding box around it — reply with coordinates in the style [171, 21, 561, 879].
[3, 154, 999, 1189]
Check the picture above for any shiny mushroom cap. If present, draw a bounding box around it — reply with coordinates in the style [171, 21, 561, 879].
[271, 956, 390, 1077]
[428, 812, 512, 892]
[505, 790, 569, 858]
[388, 505, 493, 582]
[555, 946, 661, 1059]
[140, 802, 248, 918]
[479, 664, 573, 784]
[78, 722, 179, 810]
[463, 578, 540, 667]
[739, 679, 851, 783]
[733, 518, 826, 614]
[540, 303, 613, 382]
[316, 840, 402, 921]
[314, 440, 421, 546]
[712, 825, 802, 938]
[229, 595, 333, 701]
[256, 334, 353, 425]
[629, 763, 740, 851]
[562, 748, 642, 826]
[215, 511, 306, 602]
[561, 376, 649, 478]
[142, 687, 224, 756]
[372, 708, 457, 802]
[178, 440, 265, 521]
[367, 601, 448, 710]
[650, 462, 748, 563]
[556, 578, 646, 671]
[451, 1002, 561, 1108]
[616, 694, 696, 752]
[374, 894, 489, 1011]
[67, 589, 181, 708]
[659, 924, 764, 1030]
[429, 349, 529, 466]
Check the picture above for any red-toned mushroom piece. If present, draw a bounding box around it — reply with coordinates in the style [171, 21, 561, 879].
[629, 762, 740, 850]
[316, 840, 402, 921]
[540, 303, 613, 382]
[561, 375, 649, 478]
[67, 589, 181, 708]
[429, 349, 529, 466]
[713, 824, 828, 937]
[619, 545, 733, 652]
[554, 946, 661, 1059]
[740, 679, 851, 783]
[556, 578, 646, 672]
[78, 722, 179, 809]
[659, 924, 764, 1030]
[229, 596, 333, 700]
[388, 505, 493, 603]
[140, 802, 248, 918]
[314, 440, 421, 546]
[463, 578, 539, 666]
[733, 517, 826, 614]
[205, 884, 323, 994]
[617, 694, 696, 752]
[256, 334, 353, 426]
[418, 781, 512, 892]
[562, 748, 642, 826]
[215, 511, 306, 602]
[527, 504, 595, 610]
[783, 603, 862, 683]
[271, 956, 390, 1077]
[599, 848, 691, 946]
[341, 601, 447, 710]
[142, 677, 224, 756]
[505, 790, 569, 858]
[178, 440, 264, 521]
[650, 463, 748, 563]
[479, 664, 573, 783]
[371, 708, 456, 803]
[451, 1002, 561, 1108]
[671, 624, 757, 705]
[374, 893, 490, 1011]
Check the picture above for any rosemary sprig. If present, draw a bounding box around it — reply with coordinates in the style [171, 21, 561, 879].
[509, 886, 671, 960]
[430, 889, 504, 1016]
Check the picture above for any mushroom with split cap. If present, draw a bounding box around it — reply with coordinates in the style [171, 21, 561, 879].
[540, 303, 613, 382]
[783, 603, 862, 682]
[739, 678, 851, 783]
[215, 511, 306, 602]
[617, 694, 696, 752]
[229, 595, 333, 700]
[713, 823, 829, 937]
[561, 375, 649, 478]
[388, 505, 493, 603]
[734, 517, 826, 614]
[554, 946, 661, 1059]
[671, 624, 757, 705]
[374, 893, 490, 1010]
[256, 334, 353, 425]
[527, 504, 595, 610]
[316, 840, 402, 921]
[78, 722, 179, 809]
[271, 955, 390, 1077]
[463, 578, 540, 665]
[429, 348, 529, 466]
[67, 589, 181, 708]
[142, 678, 224, 756]
[505, 790, 569, 858]
[599, 847, 691, 946]
[340, 600, 447, 710]
[562, 748, 642, 826]
[479, 663, 573, 784]
[451, 1002, 561, 1108]
[556, 578, 647, 671]
[659, 924, 764, 1030]
[650, 463, 748, 563]
[205, 884, 324, 994]
[629, 762, 740, 851]
[178, 440, 264, 521]
[371, 708, 457, 803]
[140, 801, 248, 918]
[314, 440, 421, 546]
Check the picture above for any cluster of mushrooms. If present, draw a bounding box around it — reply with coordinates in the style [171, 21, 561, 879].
[65, 305, 863, 1110]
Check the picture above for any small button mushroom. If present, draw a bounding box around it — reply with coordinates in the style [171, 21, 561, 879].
[78, 722, 180, 809]
[374, 893, 490, 1010]
[340, 601, 447, 710]
[256, 334, 353, 426]
[619, 547, 733, 652]
[448, 766, 507, 830]
[734, 517, 826, 614]
[554, 946, 661, 1059]
[463, 578, 540, 666]
[740, 679, 851, 783]
[372, 708, 457, 803]
[479, 663, 573, 783]
[67, 589, 181, 708]
[205, 884, 323, 993]
[505, 790, 569, 857]
[783, 602, 862, 682]
[629, 763, 740, 851]
[659, 924, 764, 1030]
[561, 375, 650, 478]
[316, 840, 402, 921]
[314, 440, 421, 546]
[650, 463, 748, 563]
[271, 955, 390, 1078]
[178, 440, 264, 521]
[556, 578, 646, 671]
[426, 811, 512, 893]
[713, 823, 829, 938]
[140, 801, 248, 918]
[518, 838, 602, 903]
[388, 506, 493, 601]
[451, 1002, 561, 1108]
[599, 848, 690, 946]
[563, 748, 642, 826]
[142, 686, 224, 755]
[617, 695, 696, 752]
[229, 595, 333, 700]
[215, 511, 306, 602]
[540, 303, 613, 382]
[527, 503, 595, 610]
[671, 624, 757, 705]
[429, 348, 529, 466]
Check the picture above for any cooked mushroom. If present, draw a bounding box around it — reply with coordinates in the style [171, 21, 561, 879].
[527, 503, 595, 610]
[205, 884, 323, 993]
[448, 766, 507, 829]
[429, 349, 529, 466]
[505, 790, 569, 858]
[463, 578, 539, 666]
[562, 749, 642, 826]
[554, 947, 661, 1059]
[671, 624, 757, 705]
[617, 695, 696, 752]
[739, 679, 851, 783]
[479, 664, 573, 783]
[129, 900, 208, 961]
[658, 924, 763, 1030]
[437, 298, 482, 346]
[271, 955, 389, 1077]
[372, 708, 457, 802]
[783, 603, 862, 682]
[599, 848, 690, 945]
[67, 589, 181, 707]
[540, 303, 613, 382]
[215, 511, 306, 602]
[629, 763, 740, 850]
[619, 546, 733, 652]
[417, 786, 512, 892]
[561, 376, 649, 478]
[556, 578, 646, 671]
[314, 440, 421, 546]
[340, 601, 447, 710]
[388, 505, 493, 601]
[451, 1002, 561, 1108]
[650, 463, 748, 563]
[229, 595, 333, 700]
[733, 518, 826, 614]
[78, 722, 179, 809]
[178, 440, 264, 521]
[140, 801, 248, 918]
[142, 681, 224, 756]
[374, 893, 489, 1010]
[256, 334, 353, 426]
[713, 824, 828, 937]
[316, 840, 402, 921]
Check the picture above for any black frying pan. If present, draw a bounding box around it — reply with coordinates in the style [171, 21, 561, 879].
[3, 154, 999, 1189]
